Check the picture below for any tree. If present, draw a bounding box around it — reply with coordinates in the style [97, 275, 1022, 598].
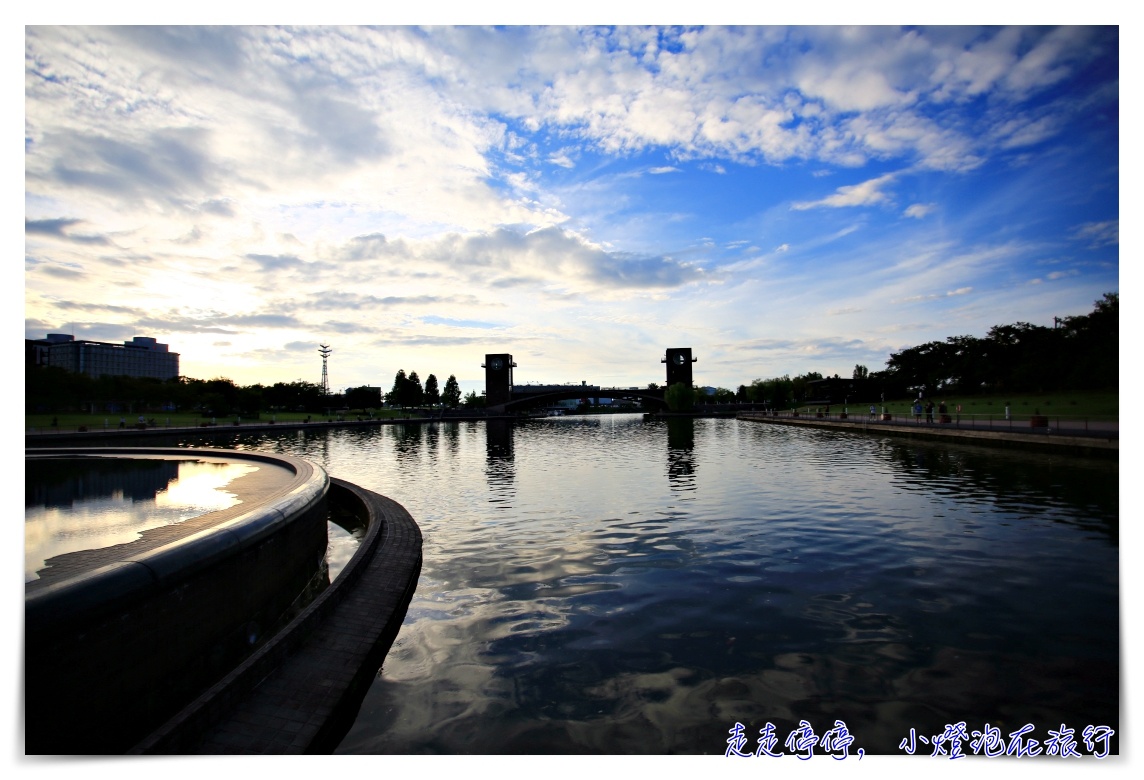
[407, 371, 425, 406]
[853, 364, 869, 380]
[642, 382, 661, 411]
[463, 390, 486, 408]
[442, 374, 462, 408]
[264, 380, 324, 412]
[664, 382, 696, 412]
[424, 373, 440, 406]
[790, 371, 822, 404]
[387, 369, 409, 407]
[345, 385, 382, 410]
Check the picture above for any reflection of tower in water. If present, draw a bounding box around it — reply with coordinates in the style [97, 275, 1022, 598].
[665, 418, 697, 492]
[485, 420, 516, 508]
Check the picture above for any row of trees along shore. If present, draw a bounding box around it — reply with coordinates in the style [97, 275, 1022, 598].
[385, 370, 467, 408]
[734, 293, 1117, 407]
[23, 369, 475, 417]
[26, 293, 1115, 415]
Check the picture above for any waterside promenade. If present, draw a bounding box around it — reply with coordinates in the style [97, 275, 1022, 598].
[738, 410, 1117, 456]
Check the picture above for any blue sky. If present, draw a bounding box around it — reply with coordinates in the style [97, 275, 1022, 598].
[23, 21, 1120, 396]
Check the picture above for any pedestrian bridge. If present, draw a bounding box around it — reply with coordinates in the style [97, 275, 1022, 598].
[483, 348, 697, 414]
[504, 383, 666, 412]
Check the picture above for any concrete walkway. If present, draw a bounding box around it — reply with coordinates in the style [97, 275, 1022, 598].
[130, 478, 423, 754]
[738, 412, 1117, 455]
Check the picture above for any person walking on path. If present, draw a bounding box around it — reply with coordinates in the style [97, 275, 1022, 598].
[925, 401, 934, 424]
[913, 401, 923, 422]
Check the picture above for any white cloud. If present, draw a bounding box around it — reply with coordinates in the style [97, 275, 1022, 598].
[1071, 220, 1119, 248]
[22, 25, 1117, 389]
[791, 173, 897, 210]
[898, 287, 974, 304]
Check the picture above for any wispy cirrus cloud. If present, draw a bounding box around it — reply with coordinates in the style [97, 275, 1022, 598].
[791, 173, 897, 210]
[898, 287, 974, 304]
[1071, 220, 1118, 248]
[26, 218, 112, 245]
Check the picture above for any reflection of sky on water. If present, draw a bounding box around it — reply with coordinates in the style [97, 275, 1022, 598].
[25, 460, 257, 582]
[170, 417, 1119, 754]
[325, 522, 362, 581]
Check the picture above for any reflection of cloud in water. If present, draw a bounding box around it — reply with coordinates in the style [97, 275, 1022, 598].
[25, 460, 257, 582]
[232, 418, 1117, 755]
[324, 522, 362, 581]
[358, 641, 1116, 754]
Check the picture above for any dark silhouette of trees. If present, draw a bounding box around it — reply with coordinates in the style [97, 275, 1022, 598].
[424, 373, 440, 406]
[442, 375, 462, 408]
[388, 369, 455, 408]
[387, 369, 410, 407]
[738, 375, 795, 407]
[345, 385, 382, 409]
[26, 359, 478, 417]
[665, 382, 696, 411]
[407, 371, 424, 406]
[882, 294, 1117, 395]
[264, 380, 324, 412]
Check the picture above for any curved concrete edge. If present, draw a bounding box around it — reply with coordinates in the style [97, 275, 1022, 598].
[25, 447, 329, 634]
[130, 477, 423, 754]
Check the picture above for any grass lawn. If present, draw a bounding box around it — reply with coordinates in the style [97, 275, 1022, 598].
[847, 390, 1117, 419]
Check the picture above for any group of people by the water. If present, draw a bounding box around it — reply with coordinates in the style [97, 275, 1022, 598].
[912, 398, 951, 423]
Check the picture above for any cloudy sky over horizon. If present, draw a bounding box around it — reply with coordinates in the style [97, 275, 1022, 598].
[24, 24, 1119, 395]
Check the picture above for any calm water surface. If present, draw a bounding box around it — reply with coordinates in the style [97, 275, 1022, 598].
[178, 415, 1118, 754]
[25, 458, 256, 582]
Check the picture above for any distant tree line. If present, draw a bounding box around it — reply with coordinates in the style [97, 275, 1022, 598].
[24, 370, 308, 416]
[25, 366, 469, 417]
[880, 292, 1117, 397]
[734, 293, 1117, 407]
[735, 372, 826, 408]
[386, 369, 465, 408]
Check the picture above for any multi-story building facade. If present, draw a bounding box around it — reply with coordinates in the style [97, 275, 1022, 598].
[27, 334, 180, 380]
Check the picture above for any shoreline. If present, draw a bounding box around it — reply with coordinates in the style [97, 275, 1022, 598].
[737, 412, 1117, 457]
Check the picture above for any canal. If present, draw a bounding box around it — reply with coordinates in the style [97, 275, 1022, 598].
[173, 413, 1118, 755]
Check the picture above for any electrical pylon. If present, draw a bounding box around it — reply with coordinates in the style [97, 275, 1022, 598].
[318, 344, 332, 394]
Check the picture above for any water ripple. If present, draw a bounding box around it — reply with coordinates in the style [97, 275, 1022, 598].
[174, 416, 1118, 754]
